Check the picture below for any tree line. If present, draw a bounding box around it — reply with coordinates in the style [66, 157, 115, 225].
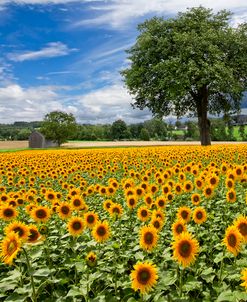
[0, 114, 246, 143]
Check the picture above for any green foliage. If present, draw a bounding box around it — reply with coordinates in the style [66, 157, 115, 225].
[140, 128, 150, 141]
[143, 118, 168, 140]
[210, 119, 228, 141]
[110, 119, 128, 140]
[40, 111, 77, 146]
[121, 6, 247, 145]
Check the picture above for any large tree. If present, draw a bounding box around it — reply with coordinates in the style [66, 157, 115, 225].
[121, 7, 247, 145]
[40, 111, 77, 146]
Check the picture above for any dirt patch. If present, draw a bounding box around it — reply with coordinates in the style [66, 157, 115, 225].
[0, 140, 28, 150]
[0, 140, 245, 150]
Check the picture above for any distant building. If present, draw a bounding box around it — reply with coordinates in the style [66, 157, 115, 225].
[29, 131, 59, 148]
[230, 115, 247, 126]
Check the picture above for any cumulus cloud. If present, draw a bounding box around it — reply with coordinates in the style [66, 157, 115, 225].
[0, 84, 77, 123]
[0, 82, 152, 124]
[76, 83, 152, 124]
[8, 42, 76, 62]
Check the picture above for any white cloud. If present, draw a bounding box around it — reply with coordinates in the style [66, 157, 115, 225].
[76, 83, 152, 124]
[74, 0, 247, 29]
[8, 42, 76, 62]
[0, 84, 76, 122]
[0, 82, 152, 124]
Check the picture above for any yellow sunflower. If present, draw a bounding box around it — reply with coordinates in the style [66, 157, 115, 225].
[67, 217, 85, 236]
[193, 207, 207, 224]
[203, 185, 214, 199]
[86, 251, 97, 267]
[226, 189, 237, 203]
[84, 211, 99, 228]
[191, 193, 201, 206]
[183, 180, 194, 193]
[240, 268, 247, 291]
[139, 225, 159, 251]
[92, 221, 110, 243]
[172, 219, 187, 238]
[0, 232, 22, 265]
[57, 202, 72, 220]
[103, 199, 113, 212]
[71, 195, 86, 211]
[155, 196, 166, 209]
[0, 206, 18, 221]
[126, 195, 138, 209]
[223, 225, 242, 256]
[131, 262, 158, 294]
[109, 203, 123, 218]
[137, 206, 150, 222]
[144, 194, 153, 208]
[234, 216, 247, 242]
[27, 225, 42, 244]
[176, 206, 191, 223]
[4, 221, 30, 242]
[150, 217, 163, 232]
[30, 206, 51, 223]
[172, 231, 199, 267]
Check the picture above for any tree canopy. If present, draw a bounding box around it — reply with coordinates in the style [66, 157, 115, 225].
[121, 6, 247, 145]
[40, 111, 77, 146]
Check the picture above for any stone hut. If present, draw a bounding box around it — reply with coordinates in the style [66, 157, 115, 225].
[29, 131, 59, 148]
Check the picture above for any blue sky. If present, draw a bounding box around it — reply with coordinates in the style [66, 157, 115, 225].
[0, 0, 247, 124]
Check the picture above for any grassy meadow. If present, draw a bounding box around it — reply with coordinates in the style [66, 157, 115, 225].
[0, 145, 247, 301]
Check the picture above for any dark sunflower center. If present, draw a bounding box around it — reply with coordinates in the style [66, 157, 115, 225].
[36, 209, 47, 219]
[137, 189, 142, 195]
[163, 187, 169, 194]
[179, 241, 192, 257]
[146, 197, 152, 204]
[144, 232, 154, 244]
[61, 206, 70, 214]
[239, 223, 247, 236]
[72, 221, 82, 231]
[14, 227, 24, 237]
[87, 215, 95, 223]
[113, 207, 120, 214]
[47, 194, 54, 200]
[106, 203, 111, 209]
[196, 212, 203, 220]
[89, 255, 96, 262]
[228, 192, 235, 199]
[186, 184, 191, 190]
[137, 269, 151, 284]
[176, 186, 181, 192]
[129, 199, 135, 205]
[176, 224, 184, 234]
[228, 234, 237, 247]
[193, 196, 199, 202]
[97, 226, 106, 236]
[1, 196, 7, 201]
[181, 211, 188, 219]
[73, 199, 81, 207]
[210, 178, 216, 185]
[29, 229, 39, 241]
[206, 188, 212, 195]
[4, 208, 14, 217]
[236, 169, 242, 175]
[141, 210, 148, 217]
[153, 221, 160, 229]
[158, 200, 165, 207]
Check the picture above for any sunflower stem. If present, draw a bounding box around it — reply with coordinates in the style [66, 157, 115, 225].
[85, 269, 89, 302]
[179, 267, 183, 297]
[23, 247, 37, 302]
[219, 248, 226, 282]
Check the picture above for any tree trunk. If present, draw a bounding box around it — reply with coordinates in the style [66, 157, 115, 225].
[196, 85, 211, 146]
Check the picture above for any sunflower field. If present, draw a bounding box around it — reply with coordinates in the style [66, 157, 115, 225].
[0, 145, 247, 302]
